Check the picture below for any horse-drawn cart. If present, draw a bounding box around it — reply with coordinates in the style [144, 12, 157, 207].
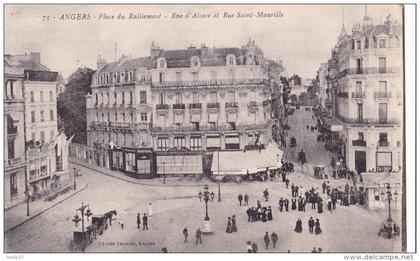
[92, 215, 108, 235]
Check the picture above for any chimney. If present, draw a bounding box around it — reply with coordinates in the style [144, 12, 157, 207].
[30, 52, 41, 64]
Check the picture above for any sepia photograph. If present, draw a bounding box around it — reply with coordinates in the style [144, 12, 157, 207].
[2, 2, 416, 256]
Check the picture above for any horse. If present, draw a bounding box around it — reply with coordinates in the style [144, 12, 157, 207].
[104, 210, 117, 226]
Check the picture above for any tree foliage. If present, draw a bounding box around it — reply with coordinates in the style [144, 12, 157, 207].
[57, 67, 95, 144]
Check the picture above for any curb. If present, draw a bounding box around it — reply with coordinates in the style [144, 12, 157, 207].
[5, 182, 89, 233]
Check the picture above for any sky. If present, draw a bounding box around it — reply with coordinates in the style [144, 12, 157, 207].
[5, 4, 402, 79]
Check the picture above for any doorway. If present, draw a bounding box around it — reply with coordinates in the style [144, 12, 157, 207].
[355, 150, 366, 173]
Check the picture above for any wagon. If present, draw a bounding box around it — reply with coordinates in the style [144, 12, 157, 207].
[69, 229, 93, 251]
[91, 215, 108, 235]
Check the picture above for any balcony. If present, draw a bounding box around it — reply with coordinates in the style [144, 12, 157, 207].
[207, 102, 220, 109]
[378, 140, 390, 147]
[337, 92, 349, 98]
[151, 123, 271, 134]
[189, 103, 202, 109]
[248, 101, 258, 113]
[352, 139, 366, 147]
[335, 115, 399, 125]
[225, 102, 238, 108]
[173, 103, 186, 110]
[351, 92, 366, 99]
[337, 67, 401, 78]
[156, 104, 170, 110]
[152, 78, 269, 88]
[374, 92, 392, 99]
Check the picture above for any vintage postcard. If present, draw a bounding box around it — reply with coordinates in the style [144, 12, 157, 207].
[3, 3, 414, 256]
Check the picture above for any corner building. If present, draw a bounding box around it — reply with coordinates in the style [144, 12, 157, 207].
[86, 40, 274, 178]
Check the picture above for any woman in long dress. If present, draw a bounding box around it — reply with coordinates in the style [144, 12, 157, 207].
[262, 208, 267, 222]
[315, 219, 322, 235]
[294, 218, 302, 233]
[226, 216, 233, 233]
[231, 215, 238, 232]
[317, 201, 323, 214]
[267, 207, 273, 221]
[148, 203, 153, 217]
[291, 198, 297, 210]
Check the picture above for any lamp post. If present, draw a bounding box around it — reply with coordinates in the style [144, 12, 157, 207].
[73, 167, 77, 190]
[217, 150, 221, 202]
[202, 184, 210, 221]
[380, 183, 398, 222]
[25, 189, 31, 216]
[162, 162, 166, 185]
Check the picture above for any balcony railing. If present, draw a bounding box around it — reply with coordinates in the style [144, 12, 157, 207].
[374, 92, 392, 99]
[225, 102, 238, 108]
[248, 101, 257, 107]
[378, 141, 390, 147]
[335, 115, 399, 125]
[207, 102, 220, 109]
[188, 103, 202, 109]
[351, 92, 366, 98]
[352, 140, 366, 147]
[173, 103, 186, 110]
[152, 123, 271, 133]
[152, 78, 269, 88]
[337, 67, 401, 78]
[90, 121, 150, 130]
[337, 92, 349, 98]
[156, 104, 171, 110]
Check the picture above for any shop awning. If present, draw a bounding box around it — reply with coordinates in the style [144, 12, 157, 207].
[361, 172, 401, 188]
[322, 117, 344, 131]
[211, 142, 283, 176]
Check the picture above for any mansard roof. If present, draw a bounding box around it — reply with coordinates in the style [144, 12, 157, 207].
[98, 57, 154, 73]
[4, 55, 51, 72]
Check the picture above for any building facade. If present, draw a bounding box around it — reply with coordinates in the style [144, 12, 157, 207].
[4, 61, 27, 209]
[85, 40, 278, 178]
[325, 14, 403, 173]
[4, 53, 70, 198]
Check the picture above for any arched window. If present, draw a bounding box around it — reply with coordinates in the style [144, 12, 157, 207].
[191, 56, 200, 67]
[226, 54, 236, 66]
[364, 37, 369, 49]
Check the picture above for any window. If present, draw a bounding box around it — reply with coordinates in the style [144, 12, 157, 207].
[40, 91, 44, 102]
[192, 72, 199, 82]
[8, 139, 15, 159]
[356, 81, 362, 93]
[176, 72, 182, 82]
[159, 93, 165, 105]
[351, 40, 355, 50]
[140, 91, 147, 104]
[40, 111, 45, 122]
[229, 56, 235, 65]
[228, 69, 235, 80]
[141, 113, 147, 122]
[379, 39, 386, 48]
[357, 103, 363, 123]
[379, 57, 386, 73]
[379, 81, 387, 93]
[227, 91, 235, 102]
[122, 92, 125, 104]
[209, 122, 217, 130]
[30, 91, 34, 102]
[137, 159, 150, 174]
[210, 92, 217, 103]
[114, 92, 117, 105]
[356, 40, 361, 50]
[130, 112, 134, 122]
[31, 111, 36, 123]
[106, 93, 109, 105]
[193, 92, 199, 103]
[129, 91, 133, 105]
[190, 137, 202, 150]
[49, 91, 53, 102]
[379, 103, 388, 124]
[95, 94, 98, 105]
[175, 92, 182, 104]
[157, 137, 169, 151]
[373, 37, 377, 48]
[50, 110, 54, 121]
[159, 60, 165, 69]
[356, 59, 363, 73]
[159, 72, 165, 83]
[101, 93, 104, 104]
[174, 136, 185, 148]
[379, 133, 388, 146]
[364, 38, 369, 49]
[40, 131, 45, 143]
[125, 152, 136, 172]
[31, 132, 36, 141]
[10, 173, 18, 196]
[122, 113, 126, 123]
[358, 132, 364, 141]
[114, 113, 118, 122]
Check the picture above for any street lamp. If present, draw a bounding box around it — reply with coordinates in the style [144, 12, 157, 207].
[162, 162, 166, 185]
[73, 167, 77, 190]
[201, 184, 211, 221]
[71, 202, 90, 235]
[380, 183, 398, 222]
[25, 189, 31, 216]
[217, 150, 221, 202]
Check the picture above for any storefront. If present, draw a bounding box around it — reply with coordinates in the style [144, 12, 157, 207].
[155, 149, 204, 176]
[109, 147, 154, 179]
[225, 134, 240, 150]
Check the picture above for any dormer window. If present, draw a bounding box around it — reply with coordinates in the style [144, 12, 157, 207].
[157, 57, 167, 69]
[190, 56, 200, 67]
[379, 39, 386, 48]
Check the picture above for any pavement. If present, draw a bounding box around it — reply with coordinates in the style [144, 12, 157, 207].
[4, 179, 88, 233]
[4, 108, 402, 253]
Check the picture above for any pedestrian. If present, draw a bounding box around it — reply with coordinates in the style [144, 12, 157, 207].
[327, 197, 332, 213]
[244, 193, 249, 206]
[210, 191, 215, 202]
[315, 219, 322, 235]
[231, 215, 238, 232]
[267, 206, 273, 221]
[161, 247, 168, 253]
[311, 247, 318, 253]
[285, 199, 289, 212]
[252, 241, 258, 253]
[264, 232, 270, 249]
[285, 179, 289, 189]
[317, 201, 323, 214]
[247, 241, 252, 253]
[308, 217, 315, 234]
[279, 198, 284, 212]
[271, 232, 278, 249]
[322, 181, 327, 194]
[238, 193, 243, 206]
[137, 213, 141, 229]
[294, 218, 302, 233]
[195, 228, 202, 244]
[142, 213, 148, 230]
[226, 216, 233, 233]
[198, 191, 203, 202]
[120, 220, 124, 229]
[148, 203, 153, 217]
[291, 184, 295, 197]
[182, 227, 188, 243]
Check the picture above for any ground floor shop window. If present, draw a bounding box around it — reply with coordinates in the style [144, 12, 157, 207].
[207, 136, 221, 150]
[137, 159, 151, 174]
[112, 151, 123, 170]
[225, 135, 240, 150]
[157, 155, 202, 175]
[174, 136, 185, 148]
[125, 152, 136, 172]
[157, 137, 169, 151]
[10, 173, 18, 196]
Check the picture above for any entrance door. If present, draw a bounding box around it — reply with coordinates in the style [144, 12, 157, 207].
[355, 151, 366, 173]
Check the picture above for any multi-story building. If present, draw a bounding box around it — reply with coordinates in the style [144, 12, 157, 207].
[317, 63, 328, 109]
[4, 58, 27, 209]
[5, 53, 69, 196]
[84, 40, 278, 178]
[325, 13, 403, 173]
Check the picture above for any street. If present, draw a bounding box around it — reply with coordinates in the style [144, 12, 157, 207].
[4, 108, 401, 253]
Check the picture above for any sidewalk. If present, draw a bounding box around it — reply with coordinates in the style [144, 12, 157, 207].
[5, 180, 88, 233]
